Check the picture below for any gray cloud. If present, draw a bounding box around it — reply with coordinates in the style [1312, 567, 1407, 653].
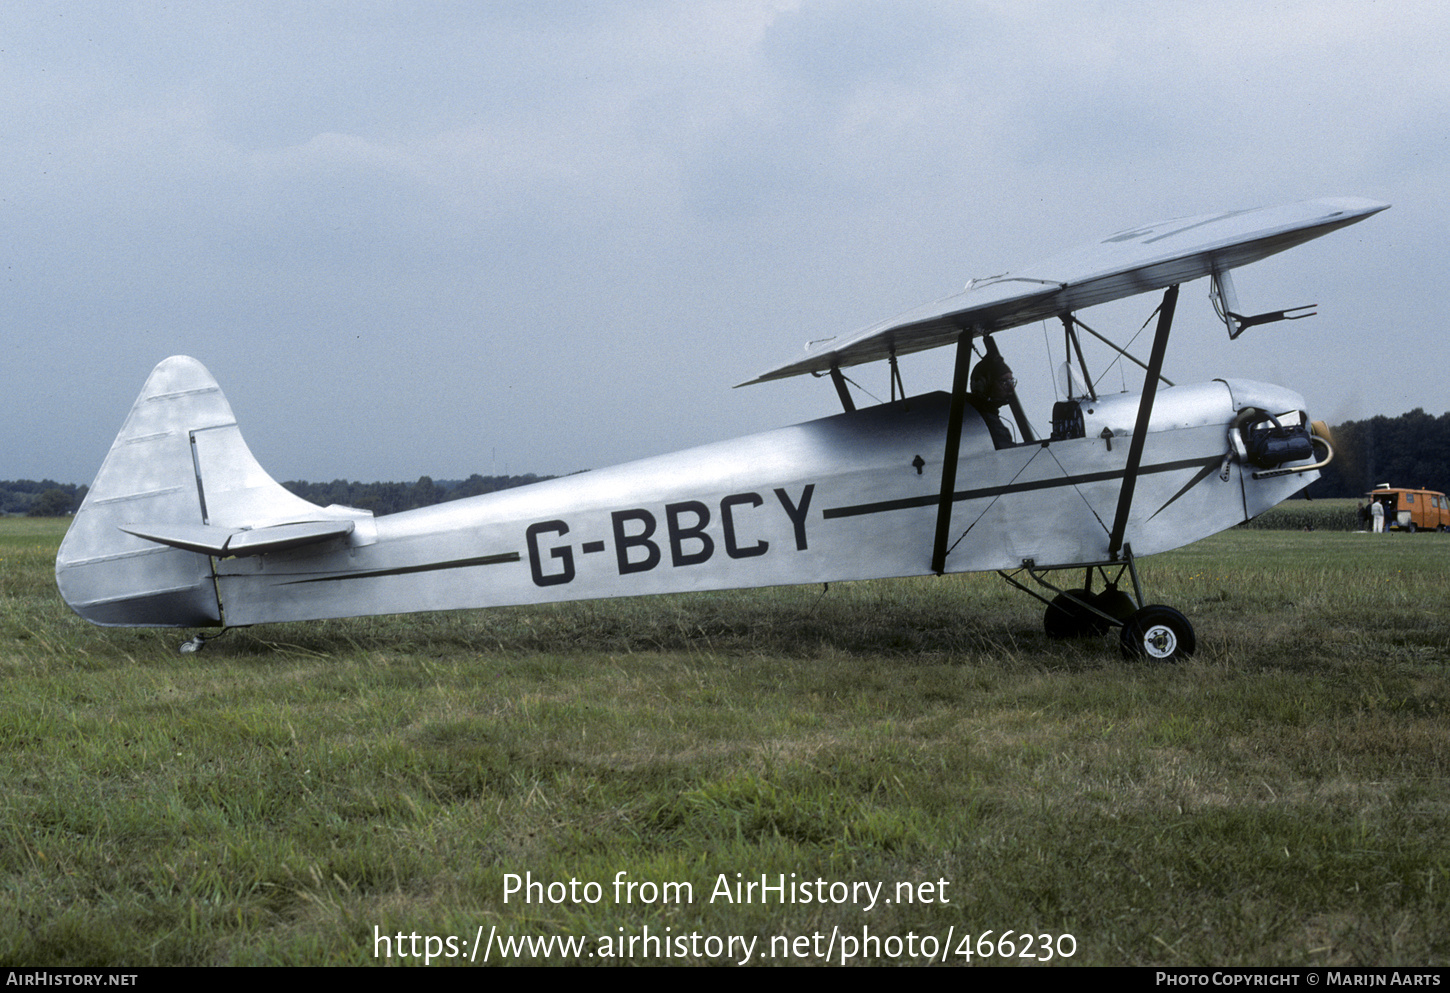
[4, 1, 1441, 485]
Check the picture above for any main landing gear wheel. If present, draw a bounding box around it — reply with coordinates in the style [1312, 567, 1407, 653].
[1043, 589, 1107, 638]
[1119, 605, 1195, 662]
[1043, 585, 1139, 639]
[1091, 586, 1138, 623]
[1004, 550, 1193, 661]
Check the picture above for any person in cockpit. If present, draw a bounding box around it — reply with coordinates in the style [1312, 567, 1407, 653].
[967, 355, 1018, 449]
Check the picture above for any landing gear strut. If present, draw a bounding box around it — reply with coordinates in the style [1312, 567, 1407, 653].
[999, 544, 1196, 662]
[989, 286, 1196, 662]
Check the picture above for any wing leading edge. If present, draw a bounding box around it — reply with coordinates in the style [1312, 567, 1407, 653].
[739, 197, 1389, 386]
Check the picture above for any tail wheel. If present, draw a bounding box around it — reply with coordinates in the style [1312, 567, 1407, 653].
[1120, 605, 1195, 662]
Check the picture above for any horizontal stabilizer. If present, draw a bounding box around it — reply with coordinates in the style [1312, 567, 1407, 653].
[741, 197, 1389, 385]
[121, 519, 356, 557]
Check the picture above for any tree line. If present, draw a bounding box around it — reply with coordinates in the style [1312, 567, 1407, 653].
[8, 406, 1448, 517]
[277, 473, 553, 516]
[0, 480, 86, 517]
[1, 473, 550, 518]
[1308, 408, 1450, 498]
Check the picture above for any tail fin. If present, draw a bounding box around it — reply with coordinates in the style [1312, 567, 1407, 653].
[56, 356, 360, 627]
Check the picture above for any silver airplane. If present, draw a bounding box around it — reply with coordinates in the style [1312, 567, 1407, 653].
[56, 197, 1388, 660]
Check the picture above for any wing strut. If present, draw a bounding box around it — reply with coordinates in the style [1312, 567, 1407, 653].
[828, 363, 856, 412]
[1060, 314, 1098, 402]
[1107, 283, 1179, 560]
[930, 332, 975, 574]
[1067, 314, 1174, 388]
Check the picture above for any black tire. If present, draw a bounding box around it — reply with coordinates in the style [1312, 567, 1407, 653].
[1119, 605, 1195, 662]
[1044, 589, 1105, 638]
[1090, 586, 1138, 622]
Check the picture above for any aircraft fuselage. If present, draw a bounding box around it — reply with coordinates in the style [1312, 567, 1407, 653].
[205, 379, 1310, 627]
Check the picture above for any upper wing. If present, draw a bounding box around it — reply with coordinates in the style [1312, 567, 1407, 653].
[739, 197, 1389, 386]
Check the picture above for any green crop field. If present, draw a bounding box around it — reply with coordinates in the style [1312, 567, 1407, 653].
[2, 516, 1447, 966]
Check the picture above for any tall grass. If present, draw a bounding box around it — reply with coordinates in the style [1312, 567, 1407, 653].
[2, 518, 1447, 965]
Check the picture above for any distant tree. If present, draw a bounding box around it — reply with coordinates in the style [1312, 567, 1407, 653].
[28, 488, 76, 517]
[409, 475, 443, 510]
[452, 474, 491, 499]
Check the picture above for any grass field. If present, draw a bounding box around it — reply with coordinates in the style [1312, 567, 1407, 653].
[2, 516, 1448, 966]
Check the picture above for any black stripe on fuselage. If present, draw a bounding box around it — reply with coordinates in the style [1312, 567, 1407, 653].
[278, 551, 521, 585]
[822, 455, 1221, 520]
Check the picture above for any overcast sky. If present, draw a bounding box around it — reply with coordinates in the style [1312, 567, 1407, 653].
[4, 0, 1444, 485]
